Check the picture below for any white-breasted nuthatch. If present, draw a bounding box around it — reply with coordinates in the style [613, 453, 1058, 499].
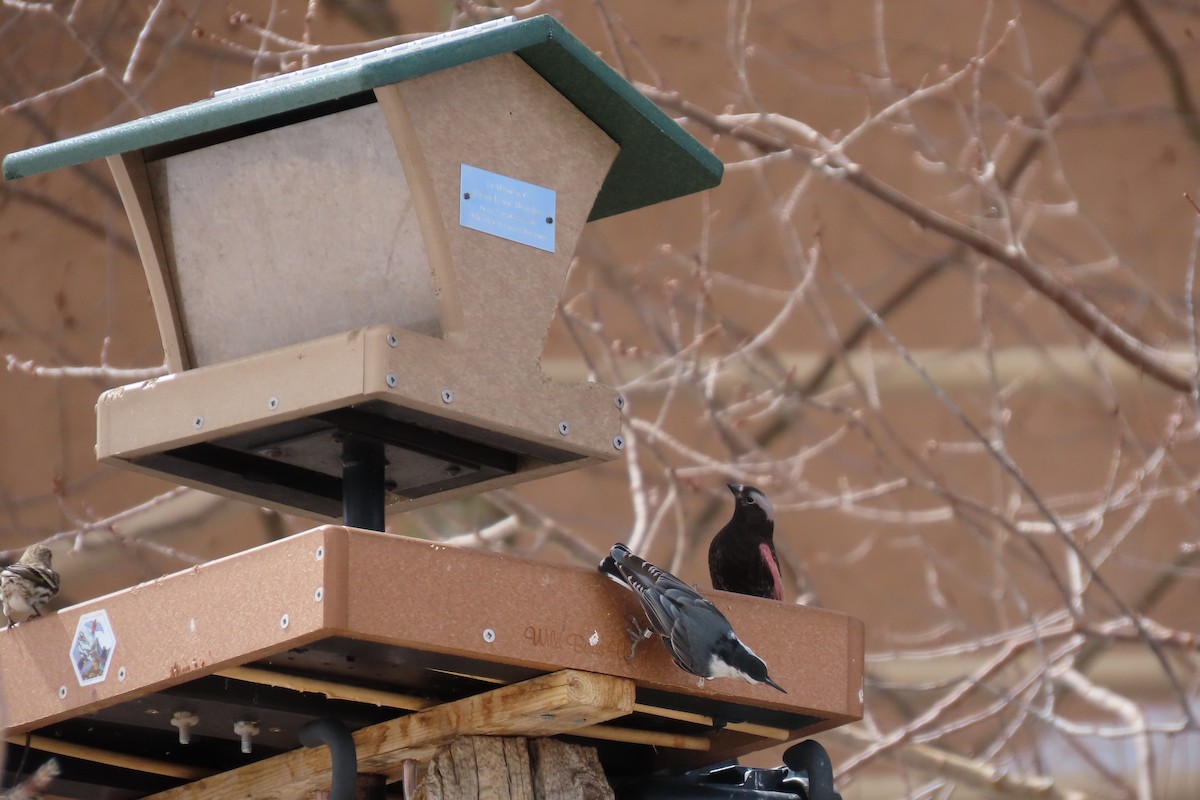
[600, 543, 785, 692]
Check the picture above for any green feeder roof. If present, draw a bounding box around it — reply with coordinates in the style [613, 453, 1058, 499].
[2, 15, 721, 221]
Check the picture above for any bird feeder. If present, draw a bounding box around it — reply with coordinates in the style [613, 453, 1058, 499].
[0, 527, 864, 798]
[2, 15, 723, 523]
[2, 18, 867, 799]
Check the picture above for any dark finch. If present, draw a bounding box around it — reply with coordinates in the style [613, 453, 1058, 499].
[708, 484, 784, 601]
[599, 543, 785, 692]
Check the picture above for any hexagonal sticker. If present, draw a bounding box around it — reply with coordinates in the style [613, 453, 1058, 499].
[71, 610, 117, 686]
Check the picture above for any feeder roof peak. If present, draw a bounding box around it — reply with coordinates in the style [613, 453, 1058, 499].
[2, 15, 722, 220]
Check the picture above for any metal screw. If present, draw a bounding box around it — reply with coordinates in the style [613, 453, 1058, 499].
[614, 395, 626, 410]
[558, 421, 570, 436]
[441, 388, 454, 404]
[280, 613, 290, 629]
[314, 587, 324, 602]
[58, 686, 67, 700]
[463, 192, 471, 200]
[233, 720, 259, 754]
[386, 373, 398, 388]
[171, 711, 199, 745]
[613, 436, 625, 450]
[482, 628, 496, 643]
[387, 332, 398, 347]
[316, 546, 324, 560]
[192, 416, 204, 430]
[267, 397, 279, 411]
[118, 667, 127, 681]
[545, 217, 554, 224]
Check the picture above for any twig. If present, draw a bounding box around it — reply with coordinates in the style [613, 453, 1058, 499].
[122, 0, 171, 83]
[1001, 1, 1124, 187]
[0, 184, 136, 257]
[828, 728, 1088, 800]
[1120, 0, 1200, 145]
[43, 486, 191, 545]
[673, 2, 1128, 545]
[5, 354, 167, 381]
[833, 272, 1200, 729]
[1, 68, 103, 115]
[638, 85, 1196, 394]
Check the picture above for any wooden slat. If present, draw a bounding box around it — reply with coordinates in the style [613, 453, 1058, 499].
[422, 667, 790, 740]
[569, 725, 710, 751]
[6, 735, 209, 780]
[215, 666, 433, 711]
[146, 669, 634, 800]
[220, 665, 788, 741]
[631, 703, 790, 740]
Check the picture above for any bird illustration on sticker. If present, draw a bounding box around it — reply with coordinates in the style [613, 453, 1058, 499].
[599, 543, 786, 693]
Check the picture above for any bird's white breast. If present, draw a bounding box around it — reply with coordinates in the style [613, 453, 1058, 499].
[705, 653, 756, 683]
[2, 580, 36, 615]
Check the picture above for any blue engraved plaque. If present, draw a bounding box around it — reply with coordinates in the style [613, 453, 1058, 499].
[459, 164, 556, 253]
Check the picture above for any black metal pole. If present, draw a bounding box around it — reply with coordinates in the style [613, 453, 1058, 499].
[341, 432, 385, 531]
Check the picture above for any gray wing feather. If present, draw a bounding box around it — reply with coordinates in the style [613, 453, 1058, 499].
[610, 546, 726, 677]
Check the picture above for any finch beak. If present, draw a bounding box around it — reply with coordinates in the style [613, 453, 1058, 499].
[764, 675, 787, 693]
[726, 483, 744, 496]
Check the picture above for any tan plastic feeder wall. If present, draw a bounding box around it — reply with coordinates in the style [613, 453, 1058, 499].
[150, 102, 444, 367]
[128, 53, 614, 372]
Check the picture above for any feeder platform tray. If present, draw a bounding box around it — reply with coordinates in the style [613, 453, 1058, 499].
[0, 528, 863, 798]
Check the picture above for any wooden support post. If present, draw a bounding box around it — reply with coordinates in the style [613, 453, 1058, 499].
[414, 737, 612, 800]
[146, 670, 633, 800]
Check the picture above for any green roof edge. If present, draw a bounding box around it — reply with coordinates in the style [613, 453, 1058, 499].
[2, 16, 722, 220]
